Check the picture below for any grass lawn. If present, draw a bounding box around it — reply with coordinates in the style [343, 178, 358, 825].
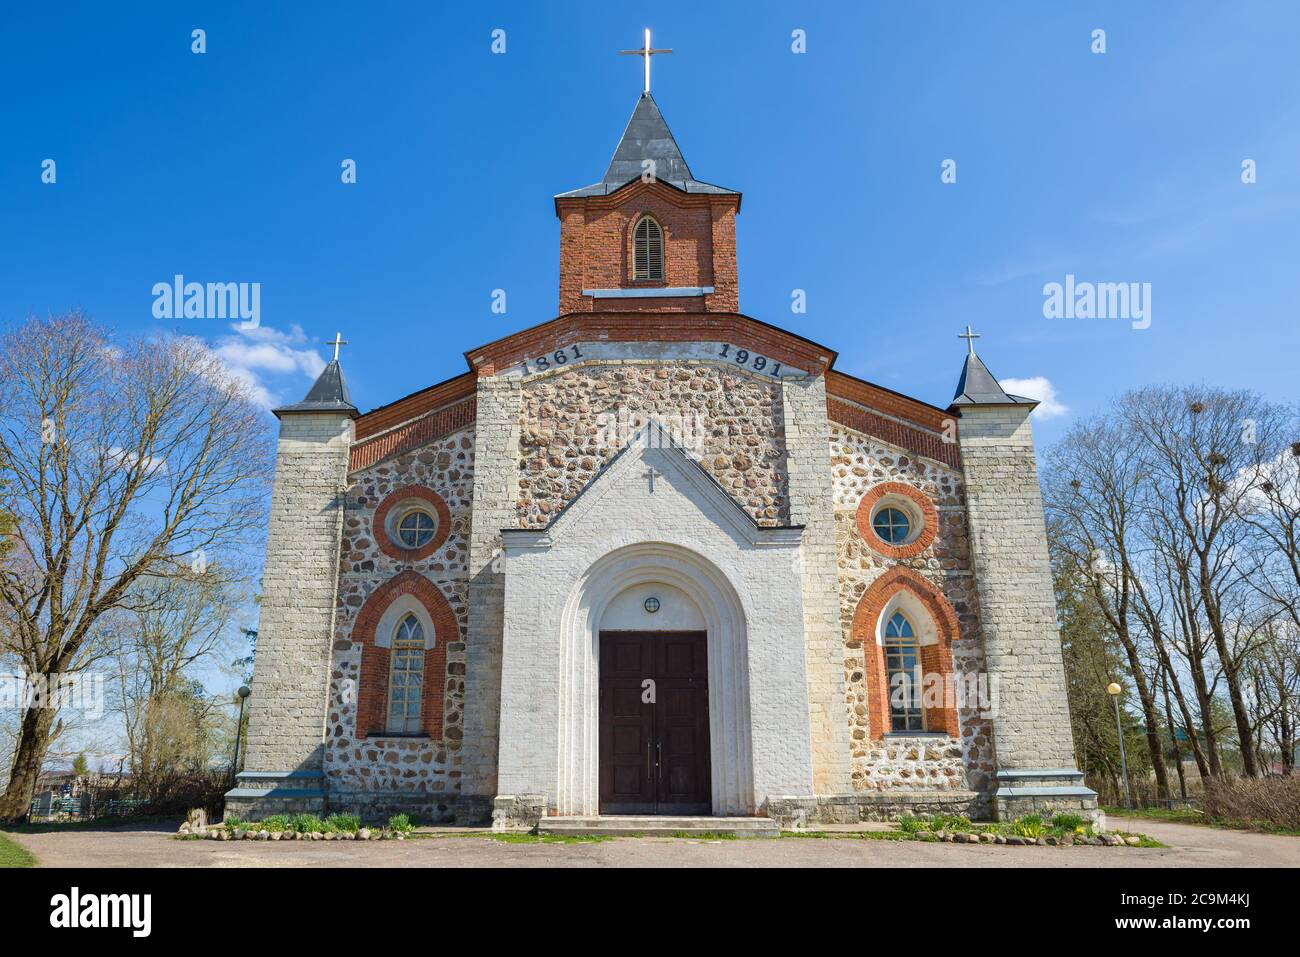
[0, 831, 36, 868]
[1105, 805, 1300, 837]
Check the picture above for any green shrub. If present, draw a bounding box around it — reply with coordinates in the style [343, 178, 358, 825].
[324, 812, 361, 834]
[928, 813, 972, 832]
[223, 815, 244, 830]
[1050, 813, 1084, 832]
[1011, 814, 1044, 838]
[260, 814, 290, 832]
[896, 814, 926, 834]
[289, 813, 325, 834]
[387, 813, 414, 834]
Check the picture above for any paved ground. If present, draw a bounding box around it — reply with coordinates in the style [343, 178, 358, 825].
[4, 814, 1297, 868]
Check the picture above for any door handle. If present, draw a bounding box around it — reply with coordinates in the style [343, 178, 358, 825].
[656, 741, 663, 783]
[647, 741, 653, 779]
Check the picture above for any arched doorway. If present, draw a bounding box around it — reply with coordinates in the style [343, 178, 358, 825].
[598, 583, 711, 814]
[556, 543, 754, 816]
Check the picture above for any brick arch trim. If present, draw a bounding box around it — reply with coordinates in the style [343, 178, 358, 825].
[372, 486, 452, 562]
[353, 570, 455, 740]
[856, 481, 939, 559]
[852, 567, 960, 738]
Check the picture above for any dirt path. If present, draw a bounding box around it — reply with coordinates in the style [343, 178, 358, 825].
[5, 816, 1297, 867]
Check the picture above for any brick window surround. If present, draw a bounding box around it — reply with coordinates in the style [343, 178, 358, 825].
[353, 571, 455, 741]
[372, 486, 452, 562]
[852, 567, 960, 738]
[855, 481, 939, 560]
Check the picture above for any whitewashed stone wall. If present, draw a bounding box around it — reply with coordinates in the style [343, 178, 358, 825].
[784, 376, 853, 795]
[242, 411, 353, 774]
[497, 428, 814, 816]
[956, 406, 1077, 771]
[830, 424, 996, 795]
[461, 377, 521, 797]
[323, 429, 474, 803]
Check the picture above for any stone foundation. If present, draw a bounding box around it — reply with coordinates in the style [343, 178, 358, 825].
[224, 773, 491, 826]
[491, 794, 548, 832]
[765, 790, 988, 829]
[993, 768, 1104, 828]
[224, 771, 327, 821]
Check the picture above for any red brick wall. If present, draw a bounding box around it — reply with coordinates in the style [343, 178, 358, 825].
[556, 182, 739, 313]
[353, 571, 456, 741]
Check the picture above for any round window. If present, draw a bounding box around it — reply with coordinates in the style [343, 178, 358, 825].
[396, 508, 436, 549]
[871, 506, 912, 545]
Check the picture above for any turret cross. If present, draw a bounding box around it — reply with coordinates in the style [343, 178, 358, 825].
[620, 28, 672, 95]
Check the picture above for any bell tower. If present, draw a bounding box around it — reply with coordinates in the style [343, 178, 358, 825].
[553, 32, 741, 315]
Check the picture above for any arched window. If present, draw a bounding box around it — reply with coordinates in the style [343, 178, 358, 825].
[632, 215, 664, 281]
[883, 611, 924, 732]
[387, 614, 425, 734]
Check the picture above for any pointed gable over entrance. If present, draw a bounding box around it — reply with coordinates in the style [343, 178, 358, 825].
[496, 418, 814, 816]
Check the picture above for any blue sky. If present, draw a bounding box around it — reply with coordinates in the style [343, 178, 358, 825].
[4, 1, 1298, 762]
[4, 1, 1297, 442]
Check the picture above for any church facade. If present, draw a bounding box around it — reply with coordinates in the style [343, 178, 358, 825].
[226, 88, 1099, 829]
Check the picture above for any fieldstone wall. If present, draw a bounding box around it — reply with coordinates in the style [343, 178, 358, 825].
[322, 428, 474, 808]
[516, 362, 789, 528]
[830, 424, 996, 796]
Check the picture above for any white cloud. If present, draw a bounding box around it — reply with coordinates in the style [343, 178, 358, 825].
[999, 376, 1068, 420]
[207, 323, 325, 410]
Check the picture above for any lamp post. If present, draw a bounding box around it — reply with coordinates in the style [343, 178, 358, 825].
[231, 685, 251, 785]
[1108, 681, 1133, 810]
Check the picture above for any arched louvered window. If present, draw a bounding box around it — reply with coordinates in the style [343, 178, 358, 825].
[632, 215, 664, 281]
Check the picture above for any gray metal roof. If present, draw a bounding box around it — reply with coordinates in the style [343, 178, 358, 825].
[950, 351, 1037, 408]
[556, 93, 739, 199]
[274, 359, 359, 417]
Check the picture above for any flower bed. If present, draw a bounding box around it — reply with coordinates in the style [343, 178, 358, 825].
[176, 812, 416, 841]
[886, 812, 1160, 847]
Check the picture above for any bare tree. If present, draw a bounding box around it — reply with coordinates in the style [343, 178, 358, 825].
[1043, 415, 1170, 798]
[0, 311, 275, 820]
[1125, 386, 1289, 777]
[115, 569, 240, 792]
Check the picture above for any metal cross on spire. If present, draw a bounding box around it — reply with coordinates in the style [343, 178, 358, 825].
[325, 332, 349, 362]
[620, 28, 672, 95]
[958, 324, 981, 356]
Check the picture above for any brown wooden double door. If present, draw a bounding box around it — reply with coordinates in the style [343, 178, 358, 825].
[599, 631, 711, 815]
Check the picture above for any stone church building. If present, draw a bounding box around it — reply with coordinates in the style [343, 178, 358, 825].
[227, 82, 1098, 829]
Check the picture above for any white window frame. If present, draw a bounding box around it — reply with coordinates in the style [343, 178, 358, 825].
[386, 614, 425, 735]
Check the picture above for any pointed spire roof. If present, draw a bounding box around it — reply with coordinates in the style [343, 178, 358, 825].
[556, 93, 739, 200]
[950, 351, 1037, 409]
[273, 359, 359, 418]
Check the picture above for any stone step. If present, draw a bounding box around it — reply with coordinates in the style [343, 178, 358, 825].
[536, 815, 780, 838]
